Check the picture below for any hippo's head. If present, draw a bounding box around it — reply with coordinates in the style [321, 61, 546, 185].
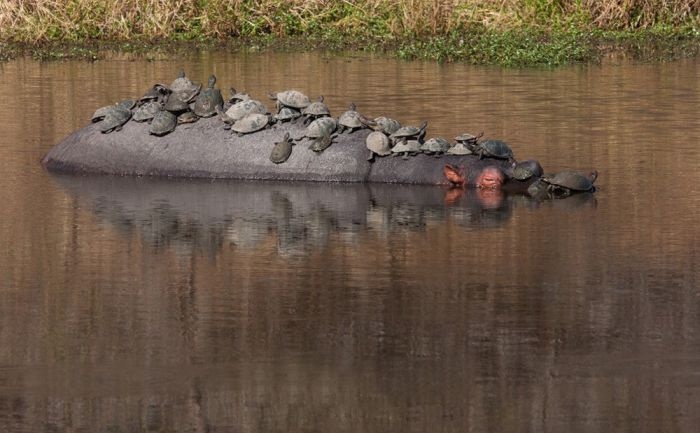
[475, 166, 505, 190]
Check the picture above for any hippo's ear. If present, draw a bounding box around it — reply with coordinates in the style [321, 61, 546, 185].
[443, 164, 465, 186]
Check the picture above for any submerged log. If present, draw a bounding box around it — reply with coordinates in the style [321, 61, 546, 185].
[42, 117, 512, 186]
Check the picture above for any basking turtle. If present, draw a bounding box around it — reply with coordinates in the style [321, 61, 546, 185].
[447, 142, 473, 155]
[149, 110, 177, 136]
[177, 111, 199, 124]
[391, 139, 421, 159]
[268, 90, 311, 111]
[270, 132, 295, 164]
[228, 87, 251, 103]
[99, 106, 132, 133]
[309, 133, 338, 153]
[295, 116, 338, 142]
[91, 99, 136, 123]
[365, 131, 392, 161]
[301, 96, 331, 124]
[138, 84, 170, 104]
[132, 101, 162, 122]
[274, 106, 302, 124]
[337, 103, 370, 134]
[164, 84, 201, 113]
[369, 116, 401, 135]
[541, 170, 598, 198]
[390, 121, 428, 145]
[230, 113, 272, 136]
[169, 70, 199, 93]
[511, 159, 544, 181]
[475, 139, 515, 163]
[420, 137, 451, 157]
[455, 132, 483, 152]
[193, 75, 224, 118]
[223, 99, 268, 124]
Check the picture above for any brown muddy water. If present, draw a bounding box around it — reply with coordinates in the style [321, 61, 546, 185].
[1, 50, 700, 432]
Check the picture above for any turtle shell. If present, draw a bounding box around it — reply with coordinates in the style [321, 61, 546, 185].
[366, 131, 392, 156]
[303, 117, 337, 139]
[308, 133, 336, 152]
[193, 75, 224, 117]
[91, 99, 136, 123]
[478, 139, 514, 160]
[302, 97, 331, 117]
[447, 142, 473, 155]
[275, 107, 302, 122]
[271, 90, 311, 109]
[231, 113, 270, 134]
[373, 117, 401, 135]
[512, 159, 544, 180]
[150, 110, 177, 136]
[270, 132, 295, 164]
[169, 70, 199, 93]
[228, 87, 250, 103]
[391, 121, 428, 139]
[420, 137, 451, 154]
[338, 104, 365, 128]
[99, 106, 132, 133]
[225, 99, 268, 121]
[391, 139, 421, 154]
[542, 171, 596, 191]
[132, 101, 162, 122]
[178, 111, 199, 124]
[165, 85, 201, 113]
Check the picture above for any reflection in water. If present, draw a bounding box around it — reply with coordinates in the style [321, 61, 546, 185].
[1, 53, 700, 432]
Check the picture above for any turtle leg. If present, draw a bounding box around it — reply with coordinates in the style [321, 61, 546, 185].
[402, 153, 409, 160]
[367, 151, 375, 162]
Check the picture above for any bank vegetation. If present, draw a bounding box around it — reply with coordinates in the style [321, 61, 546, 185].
[1, 0, 699, 66]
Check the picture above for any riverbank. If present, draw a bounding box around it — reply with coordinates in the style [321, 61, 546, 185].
[2, 1, 699, 66]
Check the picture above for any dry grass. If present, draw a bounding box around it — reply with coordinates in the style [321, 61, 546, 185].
[0, 0, 698, 43]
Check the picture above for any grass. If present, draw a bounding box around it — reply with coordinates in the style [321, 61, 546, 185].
[1, 1, 699, 66]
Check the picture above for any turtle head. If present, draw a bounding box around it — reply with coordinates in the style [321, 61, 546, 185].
[208, 75, 216, 88]
[177, 69, 186, 78]
[588, 170, 599, 184]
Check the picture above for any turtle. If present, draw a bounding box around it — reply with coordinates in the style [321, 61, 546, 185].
[177, 111, 199, 124]
[132, 101, 162, 122]
[301, 96, 331, 124]
[309, 133, 338, 153]
[337, 103, 370, 134]
[138, 84, 170, 104]
[193, 75, 224, 118]
[268, 90, 311, 111]
[526, 178, 550, 199]
[91, 99, 136, 123]
[390, 121, 428, 145]
[365, 131, 392, 161]
[228, 87, 251, 104]
[420, 137, 451, 157]
[230, 113, 272, 136]
[511, 159, 544, 181]
[475, 139, 515, 162]
[454, 131, 483, 152]
[223, 99, 268, 124]
[274, 106, 302, 124]
[164, 84, 201, 113]
[370, 116, 401, 135]
[270, 132, 295, 164]
[99, 106, 132, 133]
[446, 142, 473, 156]
[540, 170, 598, 198]
[391, 139, 421, 159]
[149, 110, 177, 136]
[295, 116, 337, 142]
[169, 70, 199, 93]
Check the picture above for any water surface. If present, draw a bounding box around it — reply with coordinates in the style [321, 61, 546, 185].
[1, 51, 699, 432]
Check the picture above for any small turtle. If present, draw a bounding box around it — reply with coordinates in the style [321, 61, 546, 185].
[228, 87, 251, 103]
[268, 90, 311, 111]
[178, 111, 199, 124]
[446, 142, 473, 155]
[230, 113, 271, 136]
[223, 99, 268, 124]
[149, 110, 177, 136]
[366, 131, 392, 161]
[99, 106, 132, 133]
[390, 121, 428, 145]
[132, 101, 162, 122]
[541, 170, 598, 198]
[270, 132, 295, 164]
[391, 139, 421, 159]
[274, 106, 302, 124]
[164, 84, 201, 113]
[301, 96, 331, 124]
[420, 137, 451, 157]
[455, 131, 483, 152]
[193, 75, 224, 118]
[309, 133, 338, 153]
[138, 84, 170, 104]
[295, 116, 338, 141]
[337, 103, 370, 134]
[511, 159, 544, 181]
[370, 116, 401, 135]
[475, 139, 515, 162]
[169, 70, 199, 93]
[91, 99, 136, 123]
[526, 178, 550, 199]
